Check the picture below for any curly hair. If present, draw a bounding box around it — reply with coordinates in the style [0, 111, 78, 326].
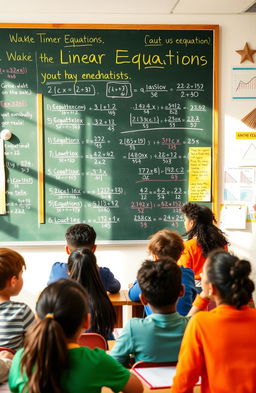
[137, 258, 182, 307]
[182, 202, 228, 257]
[206, 250, 254, 309]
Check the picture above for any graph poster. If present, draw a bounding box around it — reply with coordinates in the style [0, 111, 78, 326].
[188, 147, 211, 202]
[224, 167, 255, 202]
[232, 68, 256, 99]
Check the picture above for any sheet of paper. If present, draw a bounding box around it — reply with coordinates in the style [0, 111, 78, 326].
[220, 204, 247, 229]
[134, 366, 176, 388]
[188, 147, 212, 202]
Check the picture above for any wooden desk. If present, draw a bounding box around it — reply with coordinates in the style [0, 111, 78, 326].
[108, 290, 144, 327]
[108, 290, 127, 328]
[124, 290, 144, 318]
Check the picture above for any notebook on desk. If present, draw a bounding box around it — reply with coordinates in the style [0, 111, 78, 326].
[133, 364, 201, 390]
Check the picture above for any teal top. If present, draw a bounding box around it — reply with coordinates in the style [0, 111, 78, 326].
[9, 347, 130, 393]
[110, 312, 189, 365]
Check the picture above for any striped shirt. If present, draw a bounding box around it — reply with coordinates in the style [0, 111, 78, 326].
[0, 301, 34, 351]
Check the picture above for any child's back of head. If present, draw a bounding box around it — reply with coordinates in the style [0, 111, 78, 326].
[148, 229, 184, 262]
[68, 249, 116, 339]
[137, 258, 182, 309]
[0, 248, 25, 292]
[0, 248, 34, 351]
[9, 279, 143, 393]
[65, 223, 96, 251]
[111, 259, 188, 365]
[181, 202, 228, 256]
[21, 279, 89, 393]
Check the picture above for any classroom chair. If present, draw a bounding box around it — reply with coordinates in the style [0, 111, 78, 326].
[0, 347, 15, 355]
[78, 333, 107, 350]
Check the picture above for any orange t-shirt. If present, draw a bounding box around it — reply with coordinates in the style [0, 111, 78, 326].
[178, 238, 228, 280]
[178, 238, 205, 280]
[171, 305, 256, 393]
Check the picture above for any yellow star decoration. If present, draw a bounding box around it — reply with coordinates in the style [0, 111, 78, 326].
[236, 42, 256, 63]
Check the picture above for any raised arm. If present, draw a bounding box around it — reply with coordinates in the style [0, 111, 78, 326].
[128, 280, 141, 301]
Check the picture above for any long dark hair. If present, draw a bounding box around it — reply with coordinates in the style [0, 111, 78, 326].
[68, 249, 116, 339]
[207, 250, 254, 309]
[182, 202, 228, 257]
[21, 279, 88, 393]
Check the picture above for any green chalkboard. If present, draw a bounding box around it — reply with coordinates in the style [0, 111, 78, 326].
[0, 24, 218, 243]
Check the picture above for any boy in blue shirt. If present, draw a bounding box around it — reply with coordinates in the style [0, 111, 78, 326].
[128, 229, 196, 315]
[111, 258, 190, 365]
[48, 223, 120, 293]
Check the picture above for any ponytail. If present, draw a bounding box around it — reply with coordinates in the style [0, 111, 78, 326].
[207, 250, 254, 309]
[21, 279, 88, 393]
[21, 317, 68, 393]
[68, 249, 116, 339]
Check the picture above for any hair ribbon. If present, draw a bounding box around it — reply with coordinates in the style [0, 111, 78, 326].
[45, 313, 54, 319]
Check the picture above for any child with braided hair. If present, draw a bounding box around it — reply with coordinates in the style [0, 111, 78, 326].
[172, 250, 256, 393]
[178, 202, 229, 291]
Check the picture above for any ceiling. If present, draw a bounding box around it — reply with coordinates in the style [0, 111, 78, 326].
[39, 0, 256, 14]
[2, 0, 256, 15]
[86, 0, 256, 15]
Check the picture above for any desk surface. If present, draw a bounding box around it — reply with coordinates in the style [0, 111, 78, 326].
[108, 289, 142, 306]
[108, 290, 127, 305]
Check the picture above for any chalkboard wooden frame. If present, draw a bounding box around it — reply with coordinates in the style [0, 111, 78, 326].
[0, 24, 219, 244]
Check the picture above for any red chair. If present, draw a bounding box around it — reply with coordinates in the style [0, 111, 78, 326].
[78, 333, 107, 350]
[0, 347, 15, 355]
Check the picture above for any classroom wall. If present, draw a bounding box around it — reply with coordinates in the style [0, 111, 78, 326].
[1, 11, 256, 309]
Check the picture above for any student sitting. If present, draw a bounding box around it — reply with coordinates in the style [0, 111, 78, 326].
[68, 249, 116, 340]
[48, 223, 121, 293]
[178, 202, 229, 292]
[129, 229, 197, 316]
[0, 248, 34, 351]
[111, 258, 197, 365]
[8, 279, 143, 393]
[172, 250, 256, 393]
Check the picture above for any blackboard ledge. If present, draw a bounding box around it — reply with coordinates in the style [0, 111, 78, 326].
[0, 240, 148, 247]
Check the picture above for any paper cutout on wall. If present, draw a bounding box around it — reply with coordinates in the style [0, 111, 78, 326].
[188, 147, 211, 202]
[220, 204, 247, 229]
